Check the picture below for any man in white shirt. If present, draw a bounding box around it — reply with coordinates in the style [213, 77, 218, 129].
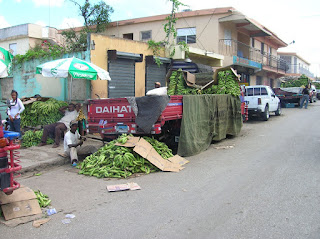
[63, 120, 97, 165]
[39, 103, 78, 148]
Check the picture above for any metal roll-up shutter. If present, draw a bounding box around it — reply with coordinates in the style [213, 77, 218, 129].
[108, 59, 135, 98]
[145, 63, 168, 93]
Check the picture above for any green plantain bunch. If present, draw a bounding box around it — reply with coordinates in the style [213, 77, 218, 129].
[78, 135, 174, 178]
[21, 98, 68, 128]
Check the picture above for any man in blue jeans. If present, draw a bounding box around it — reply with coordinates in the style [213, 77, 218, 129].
[300, 85, 309, 109]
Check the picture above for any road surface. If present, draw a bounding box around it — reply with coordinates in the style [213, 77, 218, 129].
[1, 102, 320, 239]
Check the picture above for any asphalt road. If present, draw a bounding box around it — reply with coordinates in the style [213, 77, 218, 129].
[1, 102, 320, 239]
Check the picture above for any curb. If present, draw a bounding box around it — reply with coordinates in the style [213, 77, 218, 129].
[19, 156, 69, 175]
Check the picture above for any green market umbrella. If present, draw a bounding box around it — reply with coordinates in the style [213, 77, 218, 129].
[36, 57, 111, 101]
[0, 47, 13, 78]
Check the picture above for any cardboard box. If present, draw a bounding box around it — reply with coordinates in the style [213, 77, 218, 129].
[165, 69, 197, 88]
[1, 199, 41, 221]
[0, 186, 36, 205]
[133, 138, 184, 172]
[0, 186, 42, 221]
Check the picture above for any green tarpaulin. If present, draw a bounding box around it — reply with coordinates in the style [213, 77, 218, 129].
[177, 94, 242, 157]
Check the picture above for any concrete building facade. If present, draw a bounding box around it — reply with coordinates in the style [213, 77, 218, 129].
[0, 23, 63, 55]
[278, 52, 314, 79]
[95, 7, 288, 86]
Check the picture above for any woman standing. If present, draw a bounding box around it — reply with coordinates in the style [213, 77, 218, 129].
[7, 90, 24, 138]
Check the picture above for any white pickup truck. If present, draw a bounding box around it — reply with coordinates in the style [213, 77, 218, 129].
[244, 85, 281, 121]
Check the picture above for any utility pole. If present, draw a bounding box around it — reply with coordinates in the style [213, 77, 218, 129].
[167, 0, 175, 45]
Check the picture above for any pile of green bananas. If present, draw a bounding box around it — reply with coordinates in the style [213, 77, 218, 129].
[142, 136, 174, 159]
[167, 70, 201, 95]
[34, 190, 51, 208]
[168, 70, 240, 97]
[203, 70, 240, 97]
[117, 133, 129, 144]
[21, 130, 54, 147]
[21, 98, 68, 128]
[280, 75, 309, 87]
[79, 135, 174, 178]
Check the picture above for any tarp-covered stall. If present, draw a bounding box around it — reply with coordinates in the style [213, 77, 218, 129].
[178, 94, 242, 157]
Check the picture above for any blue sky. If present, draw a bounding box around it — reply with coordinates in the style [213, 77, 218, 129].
[1, 0, 319, 76]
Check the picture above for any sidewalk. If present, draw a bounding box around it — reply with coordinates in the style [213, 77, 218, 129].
[17, 137, 104, 174]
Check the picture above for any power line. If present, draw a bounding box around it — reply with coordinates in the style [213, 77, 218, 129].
[179, 11, 213, 52]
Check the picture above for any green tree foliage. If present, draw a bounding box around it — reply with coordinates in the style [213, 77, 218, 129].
[62, 0, 114, 51]
[148, 0, 189, 66]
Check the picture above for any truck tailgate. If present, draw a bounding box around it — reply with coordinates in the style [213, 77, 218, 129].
[87, 95, 183, 136]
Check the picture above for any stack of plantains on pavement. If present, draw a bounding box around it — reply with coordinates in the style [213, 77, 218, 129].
[167, 69, 240, 97]
[21, 130, 54, 148]
[21, 98, 68, 128]
[78, 134, 174, 178]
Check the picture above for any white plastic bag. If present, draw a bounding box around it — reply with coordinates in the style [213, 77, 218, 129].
[146, 87, 167, 96]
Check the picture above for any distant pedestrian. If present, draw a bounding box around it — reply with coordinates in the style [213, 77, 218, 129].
[7, 90, 25, 139]
[155, 82, 161, 88]
[300, 85, 309, 109]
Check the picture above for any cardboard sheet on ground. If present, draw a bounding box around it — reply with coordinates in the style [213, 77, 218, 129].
[0, 213, 42, 227]
[167, 155, 189, 166]
[133, 138, 183, 172]
[33, 217, 51, 228]
[107, 182, 141, 192]
[0, 186, 42, 221]
[114, 136, 140, 147]
[0, 186, 36, 204]
[1, 199, 42, 221]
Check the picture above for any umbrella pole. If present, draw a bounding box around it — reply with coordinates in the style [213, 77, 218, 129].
[69, 76, 73, 103]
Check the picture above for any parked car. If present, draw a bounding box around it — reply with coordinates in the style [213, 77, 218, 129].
[316, 88, 320, 100]
[309, 85, 317, 103]
[244, 85, 281, 121]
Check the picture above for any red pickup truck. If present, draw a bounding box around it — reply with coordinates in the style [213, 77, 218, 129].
[86, 94, 247, 141]
[86, 95, 183, 140]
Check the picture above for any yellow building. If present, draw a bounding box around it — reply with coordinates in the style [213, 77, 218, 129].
[89, 34, 167, 98]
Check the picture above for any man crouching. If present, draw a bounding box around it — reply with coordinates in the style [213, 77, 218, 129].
[64, 120, 97, 166]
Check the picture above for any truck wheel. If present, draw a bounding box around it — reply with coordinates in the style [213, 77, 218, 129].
[275, 104, 281, 116]
[262, 105, 269, 121]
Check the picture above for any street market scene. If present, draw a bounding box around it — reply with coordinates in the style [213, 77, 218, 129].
[0, 0, 320, 238]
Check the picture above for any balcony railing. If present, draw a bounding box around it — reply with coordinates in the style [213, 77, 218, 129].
[219, 39, 289, 72]
[286, 64, 314, 78]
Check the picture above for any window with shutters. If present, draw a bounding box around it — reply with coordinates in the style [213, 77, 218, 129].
[140, 30, 152, 41]
[177, 27, 196, 44]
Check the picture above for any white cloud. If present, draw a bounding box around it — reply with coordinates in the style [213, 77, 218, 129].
[32, 0, 64, 7]
[15, 0, 22, 2]
[59, 18, 83, 29]
[0, 16, 11, 29]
